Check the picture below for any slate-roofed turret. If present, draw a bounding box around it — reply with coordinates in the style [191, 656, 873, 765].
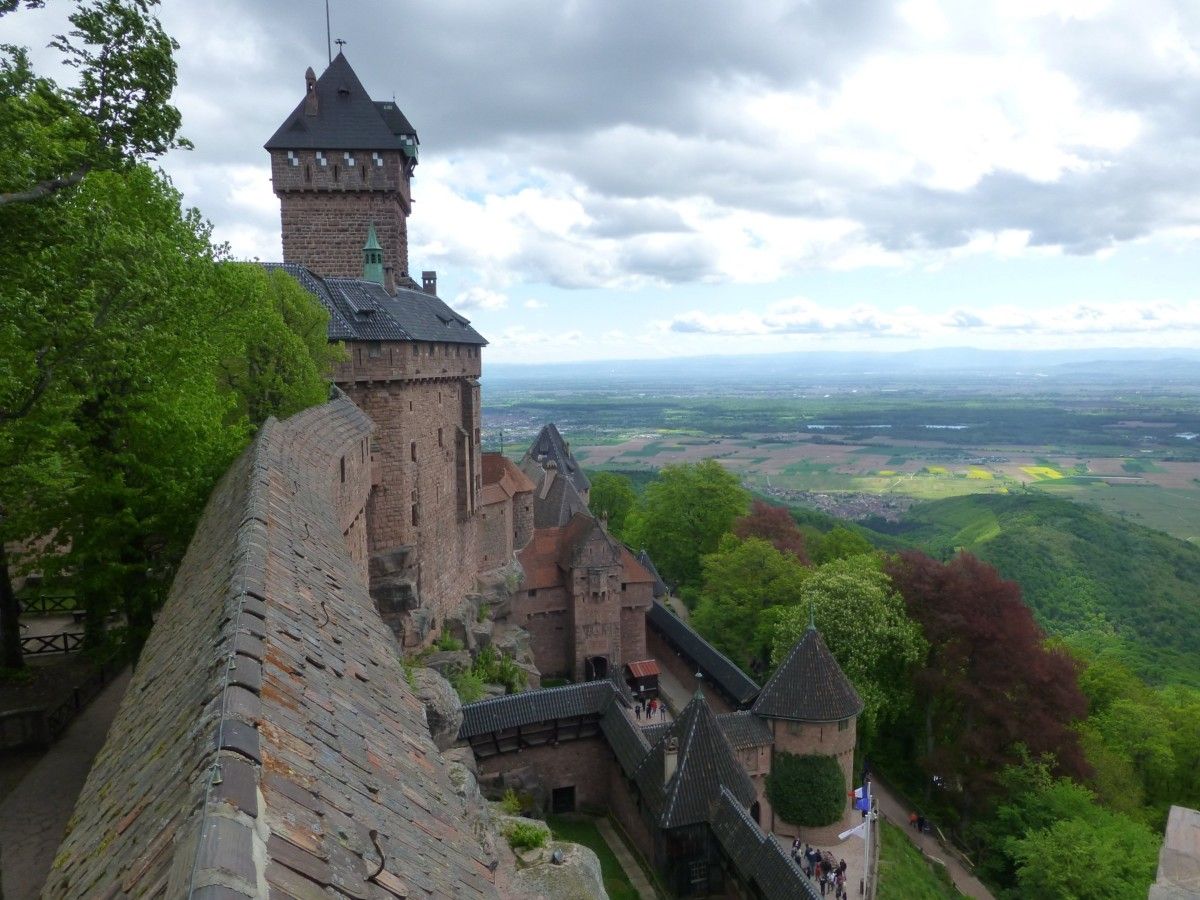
[265, 51, 418, 155]
[637, 689, 757, 829]
[521, 423, 590, 495]
[751, 625, 863, 722]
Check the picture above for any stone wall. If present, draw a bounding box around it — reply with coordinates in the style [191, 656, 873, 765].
[477, 737, 615, 812]
[272, 148, 413, 278]
[43, 395, 499, 898]
[342, 364, 482, 646]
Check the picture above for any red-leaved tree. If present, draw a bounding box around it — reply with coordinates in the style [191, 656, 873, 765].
[886, 551, 1089, 828]
[733, 500, 810, 565]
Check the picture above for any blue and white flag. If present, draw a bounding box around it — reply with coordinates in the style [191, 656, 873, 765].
[853, 781, 871, 813]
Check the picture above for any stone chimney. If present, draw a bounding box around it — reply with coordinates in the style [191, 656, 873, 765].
[422, 271, 437, 295]
[304, 67, 318, 117]
[383, 265, 396, 295]
[664, 736, 679, 783]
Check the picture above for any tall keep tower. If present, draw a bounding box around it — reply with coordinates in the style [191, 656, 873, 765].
[265, 53, 419, 280]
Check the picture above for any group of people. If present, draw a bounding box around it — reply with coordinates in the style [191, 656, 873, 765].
[791, 839, 848, 898]
[634, 697, 665, 722]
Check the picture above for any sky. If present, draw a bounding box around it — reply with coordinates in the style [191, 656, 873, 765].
[9, 0, 1200, 363]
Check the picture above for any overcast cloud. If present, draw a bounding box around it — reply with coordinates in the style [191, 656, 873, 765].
[8, 0, 1200, 361]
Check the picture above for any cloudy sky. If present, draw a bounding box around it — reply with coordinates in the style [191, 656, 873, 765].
[10, 0, 1200, 362]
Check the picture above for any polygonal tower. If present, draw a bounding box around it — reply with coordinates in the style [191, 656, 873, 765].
[750, 624, 864, 842]
[265, 52, 419, 281]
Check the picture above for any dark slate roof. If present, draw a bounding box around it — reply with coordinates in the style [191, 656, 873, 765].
[716, 710, 774, 748]
[263, 263, 487, 345]
[754, 835, 821, 900]
[265, 53, 417, 151]
[752, 626, 864, 723]
[653, 692, 757, 830]
[644, 710, 773, 750]
[459, 680, 615, 739]
[600, 700, 651, 776]
[637, 549, 669, 598]
[711, 788, 769, 880]
[526, 464, 590, 528]
[646, 600, 760, 706]
[521, 423, 590, 494]
[711, 790, 821, 900]
[45, 397, 498, 899]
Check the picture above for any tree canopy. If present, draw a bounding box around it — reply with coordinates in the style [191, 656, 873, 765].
[0, 4, 341, 665]
[767, 752, 846, 827]
[733, 499, 810, 564]
[623, 459, 748, 590]
[771, 554, 926, 735]
[691, 535, 809, 672]
[587, 471, 636, 537]
[886, 551, 1090, 825]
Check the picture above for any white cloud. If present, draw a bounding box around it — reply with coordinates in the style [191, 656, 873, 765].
[453, 287, 508, 311]
[523, 299, 546, 309]
[668, 297, 1200, 339]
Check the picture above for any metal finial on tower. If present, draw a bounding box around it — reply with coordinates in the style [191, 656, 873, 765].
[808, 601, 816, 631]
[325, 0, 332, 63]
[335, 38, 347, 53]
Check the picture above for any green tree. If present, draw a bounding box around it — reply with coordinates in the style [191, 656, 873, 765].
[811, 525, 874, 564]
[587, 471, 636, 537]
[623, 459, 748, 590]
[770, 554, 926, 734]
[1, 166, 338, 660]
[691, 535, 809, 672]
[1011, 814, 1159, 899]
[0, 0, 187, 207]
[974, 753, 1159, 897]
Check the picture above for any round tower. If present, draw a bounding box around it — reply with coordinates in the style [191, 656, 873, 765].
[751, 624, 863, 843]
[264, 53, 419, 281]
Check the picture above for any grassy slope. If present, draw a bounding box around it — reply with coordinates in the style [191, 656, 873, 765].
[876, 821, 965, 900]
[891, 492, 1200, 686]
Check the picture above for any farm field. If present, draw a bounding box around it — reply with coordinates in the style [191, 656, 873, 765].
[483, 371, 1200, 542]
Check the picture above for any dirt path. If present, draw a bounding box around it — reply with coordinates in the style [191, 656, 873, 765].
[871, 778, 994, 899]
[0, 668, 131, 900]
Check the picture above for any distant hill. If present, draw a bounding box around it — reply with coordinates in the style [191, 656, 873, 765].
[880, 493, 1200, 686]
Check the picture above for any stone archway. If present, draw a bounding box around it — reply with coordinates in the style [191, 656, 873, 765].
[585, 655, 608, 680]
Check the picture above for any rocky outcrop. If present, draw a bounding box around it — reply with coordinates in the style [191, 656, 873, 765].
[511, 841, 609, 900]
[411, 667, 463, 751]
[424, 648, 472, 677]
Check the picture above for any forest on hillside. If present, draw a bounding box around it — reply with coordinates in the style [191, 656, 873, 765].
[594, 463, 1200, 899]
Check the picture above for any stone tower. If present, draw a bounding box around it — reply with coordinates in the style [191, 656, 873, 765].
[750, 624, 864, 841]
[265, 53, 419, 281]
[265, 55, 487, 649]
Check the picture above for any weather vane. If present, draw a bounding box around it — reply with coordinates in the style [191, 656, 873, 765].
[335, 38, 347, 52]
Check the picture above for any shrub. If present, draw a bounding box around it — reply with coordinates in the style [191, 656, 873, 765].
[767, 752, 846, 827]
[504, 821, 549, 851]
[434, 628, 463, 652]
[451, 669, 485, 703]
[473, 645, 527, 694]
[500, 788, 522, 815]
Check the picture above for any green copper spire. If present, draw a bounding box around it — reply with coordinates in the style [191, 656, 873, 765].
[362, 222, 384, 284]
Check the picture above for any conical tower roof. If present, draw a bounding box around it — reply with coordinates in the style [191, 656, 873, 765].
[751, 626, 863, 723]
[265, 52, 416, 151]
[639, 690, 756, 829]
[521, 423, 590, 493]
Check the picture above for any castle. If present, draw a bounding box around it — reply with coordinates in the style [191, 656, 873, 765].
[43, 53, 866, 900]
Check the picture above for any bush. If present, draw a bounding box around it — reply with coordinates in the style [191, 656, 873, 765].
[451, 669, 485, 702]
[434, 628, 463, 652]
[473, 645, 527, 694]
[504, 820, 549, 851]
[767, 752, 846, 827]
[500, 788, 522, 815]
